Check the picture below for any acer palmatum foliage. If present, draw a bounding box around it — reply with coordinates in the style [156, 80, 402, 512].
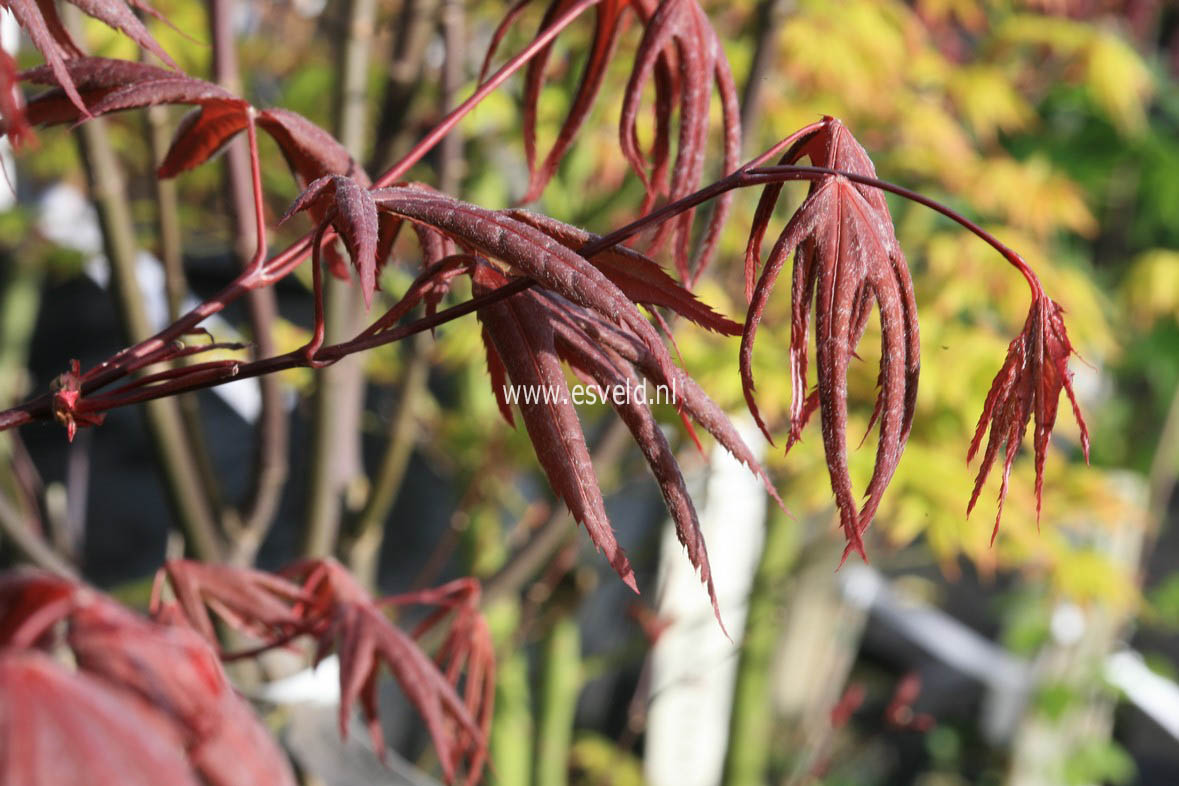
[0, 0, 1095, 780]
[154, 558, 494, 785]
[149, 558, 307, 643]
[285, 559, 490, 785]
[966, 294, 1090, 543]
[0, 0, 177, 120]
[0, 567, 493, 785]
[473, 258, 781, 629]
[0, 651, 199, 786]
[0, 0, 1088, 591]
[482, 0, 740, 284]
[741, 117, 920, 565]
[0, 571, 296, 786]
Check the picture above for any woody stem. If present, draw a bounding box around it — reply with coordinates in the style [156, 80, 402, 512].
[746, 165, 1045, 299]
[0, 157, 1045, 428]
[5, 0, 604, 407]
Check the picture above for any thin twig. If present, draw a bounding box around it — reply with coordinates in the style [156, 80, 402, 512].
[437, 0, 465, 197]
[0, 0, 605, 431]
[144, 70, 225, 525]
[1137, 381, 1179, 576]
[346, 334, 431, 589]
[144, 104, 186, 320]
[374, 0, 602, 187]
[302, 0, 380, 558]
[70, 62, 224, 561]
[0, 491, 78, 578]
[209, 0, 289, 565]
[739, 0, 791, 154]
[3, 157, 1050, 431]
[368, 0, 440, 173]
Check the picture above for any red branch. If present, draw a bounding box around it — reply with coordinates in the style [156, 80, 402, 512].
[0, 158, 1049, 430]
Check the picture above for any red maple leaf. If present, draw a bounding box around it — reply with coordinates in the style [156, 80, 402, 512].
[741, 118, 919, 564]
[286, 559, 489, 785]
[967, 295, 1090, 542]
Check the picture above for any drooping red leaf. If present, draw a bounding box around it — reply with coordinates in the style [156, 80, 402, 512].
[477, 0, 533, 85]
[967, 295, 1089, 543]
[518, 0, 633, 202]
[744, 124, 826, 303]
[741, 119, 919, 564]
[68, 598, 297, 786]
[504, 208, 741, 333]
[383, 578, 496, 786]
[0, 650, 199, 786]
[361, 249, 747, 620]
[66, 0, 179, 71]
[284, 175, 381, 307]
[87, 77, 243, 115]
[483, 326, 515, 426]
[549, 289, 784, 512]
[0, 50, 33, 148]
[6, 0, 180, 119]
[257, 107, 369, 187]
[468, 254, 782, 621]
[156, 101, 250, 177]
[150, 559, 307, 646]
[546, 298, 722, 627]
[286, 559, 487, 786]
[619, 0, 741, 283]
[478, 0, 635, 202]
[6, 0, 89, 118]
[21, 57, 240, 130]
[472, 261, 639, 592]
[483, 0, 737, 280]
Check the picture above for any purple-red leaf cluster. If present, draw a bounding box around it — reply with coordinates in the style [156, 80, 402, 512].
[469, 258, 780, 625]
[342, 192, 773, 613]
[1, 0, 178, 119]
[153, 558, 493, 785]
[17, 57, 367, 192]
[383, 578, 495, 785]
[284, 175, 382, 307]
[0, 571, 296, 786]
[20, 58, 239, 135]
[149, 558, 307, 644]
[620, 0, 740, 283]
[287, 559, 489, 785]
[482, 0, 739, 283]
[741, 118, 920, 564]
[481, 0, 632, 203]
[967, 294, 1090, 542]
